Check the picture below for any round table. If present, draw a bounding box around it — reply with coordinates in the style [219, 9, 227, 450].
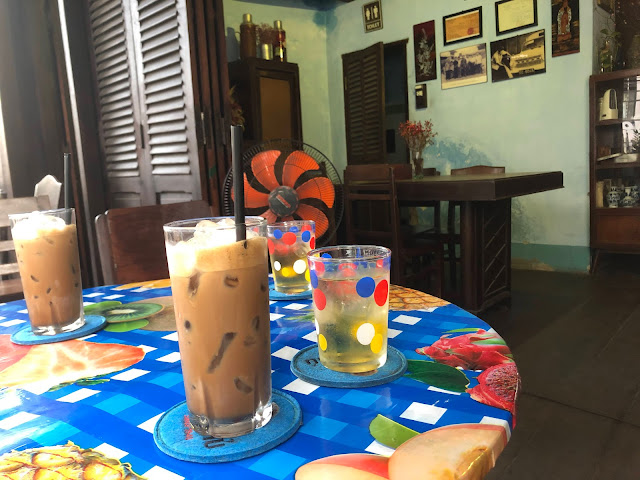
[0, 280, 518, 479]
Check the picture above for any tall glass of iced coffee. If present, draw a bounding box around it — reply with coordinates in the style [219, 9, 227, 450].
[164, 216, 272, 438]
[9, 208, 85, 335]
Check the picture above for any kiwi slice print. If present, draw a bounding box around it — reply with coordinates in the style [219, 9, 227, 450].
[93, 303, 163, 323]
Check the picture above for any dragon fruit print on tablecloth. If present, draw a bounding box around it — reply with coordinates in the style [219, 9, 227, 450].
[416, 329, 519, 417]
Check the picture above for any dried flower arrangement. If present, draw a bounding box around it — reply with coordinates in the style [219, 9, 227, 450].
[256, 23, 275, 45]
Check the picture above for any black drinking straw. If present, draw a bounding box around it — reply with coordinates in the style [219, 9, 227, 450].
[63, 153, 71, 209]
[231, 126, 246, 241]
[63, 153, 72, 223]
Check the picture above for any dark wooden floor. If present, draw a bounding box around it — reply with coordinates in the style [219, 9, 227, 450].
[481, 254, 640, 480]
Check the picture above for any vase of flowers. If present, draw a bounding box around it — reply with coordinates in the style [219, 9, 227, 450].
[398, 119, 437, 178]
[257, 23, 275, 60]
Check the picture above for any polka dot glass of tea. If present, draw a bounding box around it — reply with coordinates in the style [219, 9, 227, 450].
[307, 245, 391, 373]
[267, 220, 315, 294]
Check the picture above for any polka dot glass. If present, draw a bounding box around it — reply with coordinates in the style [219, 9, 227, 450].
[267, 220, 316, 294]
[307, 245, 391, 373]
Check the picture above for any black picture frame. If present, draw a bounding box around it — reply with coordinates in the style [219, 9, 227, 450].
[495, 0, 538, 36]
[443, 7, 483, 46]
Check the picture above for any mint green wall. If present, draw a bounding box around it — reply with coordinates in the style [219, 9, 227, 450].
[327, 0, 594, 272]
[222, 0, 595, 272]
[222, 1, 332, 161]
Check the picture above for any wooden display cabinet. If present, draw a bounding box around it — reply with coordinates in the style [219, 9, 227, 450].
[228, 58, 302, 146]
[589, 68, 640, 271]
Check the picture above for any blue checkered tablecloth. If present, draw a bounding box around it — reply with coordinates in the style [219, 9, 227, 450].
[0, 283, 514, 479]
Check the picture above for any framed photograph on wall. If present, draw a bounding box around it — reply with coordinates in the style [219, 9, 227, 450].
[495, 0, 538, 35]
[413, 20, 437, 82]
[597, 0, 614, 14]
[443, 7, 482, 45]
[552, 0, 580, 57]
[440, 43, 487, 90]
[490, 29, 546, 82]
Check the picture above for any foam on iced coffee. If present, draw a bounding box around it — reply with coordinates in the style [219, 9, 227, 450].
[12, 212, 67, 241]
[166, 218, 267, 277]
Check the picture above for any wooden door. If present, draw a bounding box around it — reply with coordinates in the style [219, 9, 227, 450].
[342, 42, 386, 165]
[88, 0, 202, 208]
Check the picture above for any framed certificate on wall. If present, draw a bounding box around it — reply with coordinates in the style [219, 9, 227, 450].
[495, 0, 538, 36]
[443, 7, 483, 45]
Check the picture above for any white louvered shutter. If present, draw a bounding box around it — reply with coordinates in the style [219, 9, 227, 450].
[131, 0, 201, 204]
[88, 0, 201, 207]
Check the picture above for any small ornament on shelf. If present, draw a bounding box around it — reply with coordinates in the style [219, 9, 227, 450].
[256, 23, 275, 60]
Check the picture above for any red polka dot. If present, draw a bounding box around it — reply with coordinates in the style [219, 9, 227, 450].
[310, 237, 316, 249]
[340, 266, 357, 278]
[314, 261, 325, 274]
[267, 239, 275, 254]
[374, 279, 389, 306]
[301, 224, 312, 232]
[313, 289, 326, 310]
[282, 232, 297, 245]
[376, 259, 384, 268]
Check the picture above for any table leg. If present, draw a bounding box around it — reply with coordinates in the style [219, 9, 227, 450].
[460, 199, 512, 314]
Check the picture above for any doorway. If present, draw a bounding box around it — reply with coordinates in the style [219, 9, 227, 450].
[342, 40, 409, 165]
[384, 40, 409, 165]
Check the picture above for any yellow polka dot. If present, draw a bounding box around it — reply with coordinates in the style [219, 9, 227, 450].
[305, 269, 311, 282]
[281, 266, 295, 277]
[318, 334, 327, 351]
[370, 334, 383, 354]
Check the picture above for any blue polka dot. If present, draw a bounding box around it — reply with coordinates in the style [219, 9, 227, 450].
[273, 229, 283, 240]
[290, 226, 299, 233]
[310, 271, 318, 288]
[356, 277, 375, 298]
[301, 231, 311, 242]
[321, 253, 332, 259]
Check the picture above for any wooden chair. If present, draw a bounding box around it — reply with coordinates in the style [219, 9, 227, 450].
[0, 196, 51, 301]
[344, 164, 444, 296]
[95, 200, 212, 285]
[446, 165, 506, 289]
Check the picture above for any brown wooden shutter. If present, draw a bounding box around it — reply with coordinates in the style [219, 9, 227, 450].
[89, 0, 150, 207]
[342, 42, 385, 165]
[131, 0, 201, 204]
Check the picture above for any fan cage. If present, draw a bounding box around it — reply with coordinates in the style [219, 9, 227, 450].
[222, 139, 344, 246]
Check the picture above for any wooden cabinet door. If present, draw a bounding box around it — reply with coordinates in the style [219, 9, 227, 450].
[342, 42, 386, 165]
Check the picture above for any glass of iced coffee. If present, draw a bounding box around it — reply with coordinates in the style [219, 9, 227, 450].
[10, 208, 84, 335]
[307, 245, 391, 373]
[267, 220, 315, 294]
[164, 216, 272, 438]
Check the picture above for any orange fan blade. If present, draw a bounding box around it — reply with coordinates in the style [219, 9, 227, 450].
[259, 209, 278, 224]
[296, 204, 329, 237]
[251, 150, 281, 191]
[231, 174, 269, 209]
[296, 177, 335, 208]
[282, 151, 320, 188]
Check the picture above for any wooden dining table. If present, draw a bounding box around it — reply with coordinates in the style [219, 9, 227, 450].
[396, 171, 564, 313]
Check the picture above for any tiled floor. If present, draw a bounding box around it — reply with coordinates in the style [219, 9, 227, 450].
[481, 255, 640, 480]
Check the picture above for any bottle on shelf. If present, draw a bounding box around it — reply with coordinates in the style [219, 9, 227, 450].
[273, 20, 287, 62]
[240, 14, 257, 60]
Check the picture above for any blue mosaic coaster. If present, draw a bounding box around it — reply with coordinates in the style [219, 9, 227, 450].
[269, 285, 312, 301]
[153, 390, 302, 463]
[291, 345, 407, 388]
[10, 315, 107, 345]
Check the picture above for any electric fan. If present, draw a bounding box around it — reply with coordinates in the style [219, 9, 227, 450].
[222, 139, 343, 246]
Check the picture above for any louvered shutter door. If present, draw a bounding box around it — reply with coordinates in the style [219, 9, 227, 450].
[342, 42, 385, 165]
[89, 0, 151, 207]
[131, 0, 201, 204]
